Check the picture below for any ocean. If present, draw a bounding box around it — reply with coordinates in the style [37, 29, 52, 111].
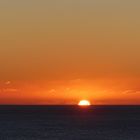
[0, 105, 140, 140]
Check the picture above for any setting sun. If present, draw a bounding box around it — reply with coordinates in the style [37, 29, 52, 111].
[78, 100, 91, 106]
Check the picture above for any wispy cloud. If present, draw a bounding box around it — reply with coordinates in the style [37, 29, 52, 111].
[0, 88, 19, 93]
[48, 89, 56, 93]
[5, 81, 11, 85]
[122, 90, 140, 94]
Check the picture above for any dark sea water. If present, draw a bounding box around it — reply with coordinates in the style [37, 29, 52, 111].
[0, 106, 140, 140]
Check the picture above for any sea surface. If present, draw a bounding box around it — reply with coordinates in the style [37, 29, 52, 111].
[0, 105, 140, 140]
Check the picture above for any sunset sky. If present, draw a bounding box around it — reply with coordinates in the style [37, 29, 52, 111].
[0, 0, 140, 105]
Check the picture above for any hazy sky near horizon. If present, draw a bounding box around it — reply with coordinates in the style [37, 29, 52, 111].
[0, 1, 140, 104]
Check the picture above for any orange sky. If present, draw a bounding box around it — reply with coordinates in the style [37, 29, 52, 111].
[0, 1, 140, 105]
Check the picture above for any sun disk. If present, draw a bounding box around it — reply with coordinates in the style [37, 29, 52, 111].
[78, 100, 91, 106]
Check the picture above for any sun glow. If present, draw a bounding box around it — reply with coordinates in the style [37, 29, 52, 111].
[78, 100, 91, 106]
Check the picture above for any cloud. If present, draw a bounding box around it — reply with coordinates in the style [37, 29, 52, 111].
[48, 89, 56, 93]
[5, 81, 11, 85]
[2, 88, 18, 92]
[122, 90, 140, 94]
[135, 91, 140, 94]
[122, 90, 133, 94]
[66, 87, 70, 91]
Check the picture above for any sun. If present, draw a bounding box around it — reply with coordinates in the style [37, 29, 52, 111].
[78, 100, 91, 106]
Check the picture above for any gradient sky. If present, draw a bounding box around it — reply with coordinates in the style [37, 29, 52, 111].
[0, 0, 140, 104]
